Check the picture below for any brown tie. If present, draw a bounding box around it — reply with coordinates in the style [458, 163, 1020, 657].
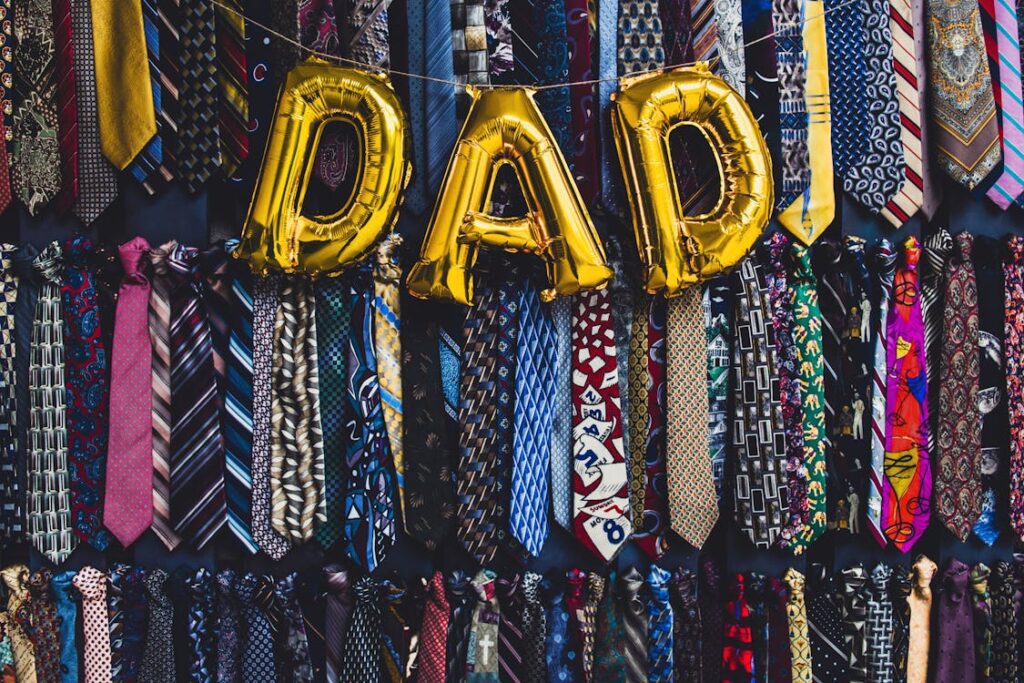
[907, 555, 937, 683]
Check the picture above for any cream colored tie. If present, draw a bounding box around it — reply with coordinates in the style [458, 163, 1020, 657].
[907, 555, 937, 683]
[784, 568, 812, 682]
[1, 565, 36, 683]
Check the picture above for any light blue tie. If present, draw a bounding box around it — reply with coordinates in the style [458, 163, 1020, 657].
[549, 296, 572, 530]
[512, 283, 556, 556]
[647, 565, 675, 683]
[52, 571, 80, 683]
[598, 0, 619, 213]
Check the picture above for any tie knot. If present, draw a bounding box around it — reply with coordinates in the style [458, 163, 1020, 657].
[426, 571, 447, 604]
[1007, 234, 1024, 264]
[913, 555, 938, 591]
[943, 560, 969, 601]
[186, 567, 212, 595]
[149, 240, 180, 276]
[63, 235, 94, 265]
[353, 576, 379, 605]
[497, 574, 521, 601]
[811, 237, 844, 274]
[28, 570, 52, 600]
[924, 228, 953, 270]
[217, 569, 237, 598]
[73, 566, 107, 602]
[970, 563, 990, 596]
[1, 564, 29, 598]
[34, 242, 63, 284]
[119, 236, 151, 279]
[201, 241, 232, 281]
[586, 573, 606, 606]
[521, 572, 542, 604]
[374, 234, 403, 284]
[901, 236, 921, 271]
[783, 568, 805, 594]
[791, 242, 815, 281]
[12, 243, 39, 281]
[647, 565, 672, 599]
[869, 239, 897, 277]
[870, 564, 891, 593]
[952, 231, 973, 262]
[619, 568, 644, 610]
[324, 566, 351, 594]
[0, 242, 17, 272]
[167, 243, 201, 280]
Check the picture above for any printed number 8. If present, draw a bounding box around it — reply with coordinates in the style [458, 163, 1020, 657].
[603, 520, 624, 544]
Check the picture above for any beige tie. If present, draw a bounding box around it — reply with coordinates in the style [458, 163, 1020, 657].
[907, 555, 937, 683]
[1, 565, 36, 683]
[665, 286, 717, 547]
[73, 567, 112, 683]
[784, 568, 812, 682]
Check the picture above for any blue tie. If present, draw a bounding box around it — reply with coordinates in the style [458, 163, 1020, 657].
[598, 0, 619, 213]
[549, 297, 572, 530]
[237, 573, 276, 683]
[128, 0, 163, 185]
[51, 571, 80, 683]
[647, 565, 675, 683]
[822, 0, 868, 178]
[544, 581, 576, 682]
[511, 283, 556, 556]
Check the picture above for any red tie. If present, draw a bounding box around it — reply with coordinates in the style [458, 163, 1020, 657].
[416, 572, 449, 683]
[53, 0, 77, 212]
[0, 119, 11, 214]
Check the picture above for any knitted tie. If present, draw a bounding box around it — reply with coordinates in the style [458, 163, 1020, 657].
[74, 567, 112, 683]
[323, 566, 354, 683]
[647, 566, 674, 683]
[340, 577, 382, 683]
[373, 237, 404, 525]
[783, 569, 811, 683]
[865, 565, 895, 683]
[840, 565, 868, 682]
[177, 0, 221, 191]
[139, 569, 175, 683]
[1004, 235, 1024, 541]
[906, 556, 936, 683]
[104, 237, 154, 547]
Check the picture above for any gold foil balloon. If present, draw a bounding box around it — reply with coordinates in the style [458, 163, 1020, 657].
[611, 64, 773, 295]
[235, 59, 410, 275]
[406, 86, 612, 305]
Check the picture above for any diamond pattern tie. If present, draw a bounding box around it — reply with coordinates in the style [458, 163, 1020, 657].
[373, 236, 404, 525]
[127, 0, 164, 186]
[550, 296, 573, 530]
[347, 0, 390, 68]
[865, 240, 896, 546]
[214, 0, 247, 178]
[647, 566, 674, 683]
[177, 0, 220, 191]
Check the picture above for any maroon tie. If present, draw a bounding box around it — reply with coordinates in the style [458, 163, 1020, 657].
[53, 0, 77, 213]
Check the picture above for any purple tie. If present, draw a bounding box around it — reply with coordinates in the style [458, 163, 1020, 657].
[104, 237, 154, 547]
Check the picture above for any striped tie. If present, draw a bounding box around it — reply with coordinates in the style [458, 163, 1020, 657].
[921, 230, 952, 461]
[150, 0, 181, 190]
[215, 0, 248, 178]
[128, 0, 164, 187]
[53, 0, 77, 213]
[865, 241, 896, 547]
[690, 0, 719, 63]
[373, 237, 404, 525]
[985, 0, 1024, 207]
[167, 244, 226, 548]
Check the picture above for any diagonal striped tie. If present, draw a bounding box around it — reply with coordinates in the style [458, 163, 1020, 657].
[129, 0, 165, 187]
[215, 0, 248, 179]
[985, 0, 1024, 207]
[149, 0, 181, 191]
[53, 0, 77, 213]
[690, 0, 719, 63]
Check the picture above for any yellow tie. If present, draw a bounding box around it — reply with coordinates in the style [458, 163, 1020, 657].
[784, 568, 812, 683]
[1, 565, 36, 683]
[91, 0, 157, 169]
[374, 235, 405, 522]
[907, 555, 937, 683]
[778, 0, 835, 245]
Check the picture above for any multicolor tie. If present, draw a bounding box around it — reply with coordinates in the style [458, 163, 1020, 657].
[177, 0, 221, 191]
[373, 237, 404, 525]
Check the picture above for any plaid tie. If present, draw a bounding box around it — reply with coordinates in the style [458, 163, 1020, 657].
[416, 572, 449, 683]
[177, 0, 221, 192]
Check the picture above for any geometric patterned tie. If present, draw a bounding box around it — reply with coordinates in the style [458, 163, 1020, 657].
[236, 573, 276, 683]
[139, 569, 175, 683]
[177, 0, 220, 192]
[990, 560, 1018, 681]
[416, 572, 449, 683]
[372, 236, 404, 526]
[627, 296, 649, 544]
[550, 296, 573, 531]
[806, 563, 849, 683]
[340, 577, 381, 683]
[323, 566, 354, 683]
[920, 229, 952, 462]
[839, 564, 868, 682]
[775, 0, 811, 210]
[783, 568, 811, 683]
[1004, 235, 1024, 541]
[0, 246, 17, 550]
[647, 565, 674, 683]
[865, 564, 894, 683]
[823, 0, 868, 183]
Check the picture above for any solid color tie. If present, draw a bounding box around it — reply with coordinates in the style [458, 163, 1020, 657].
[840, 565, 868, 683]
[104, 237, 154, 547]
[790, 243, 827, 551]
[647, 566, 674, 683]
[167, 244, 226, 547]
[340, 577, 382, 683]
[26, 571, 62, 683]
[146, 243, 181, 551]
[920, 230, 951, 461]
[61, 236, 110, 551]
[865, 565, 894, 683]
[373, 236, 404, 524]
[91, 0, 156, 169]
[572, 288, 632, 562]
[11, 0, 61, 215]
[323, 567, 354, 683]
[989, 561, 1018, 680]
[74, 567, 112, 683]
[778, 0, 835, 244]
[971, 563, 992, 678]
[865, 240, 896, 546]
[806, 564, 848, 683]
[666, 284, 717, 549]
[783, 569, 811, 683]
[512, 281, 555, 557]
[127, 0, 164, 186]
[139, 569, 174, 683]
[52, 0, 76, 213]
[466, 569, 500, 678]
[177, 0, 220, 191]
[1005, 235, 1024, 541]
[906, 556, 935, 683]
[722, 573, 754, 682]
[214, 0, 248, 178]
[314, 278, 352, 550]
[732, 255, 789, 548]
[985, 0, 1024, 206]
[550, 296, 573, 531]
[933, 560, 974, 682]
[1, 566, 34, 683]
[343, 278, 397, 571]
[235, 574, 276, 683]
[935, 233, 982, 540]
[774, 0, 810, 209]
[882, 238, 931, 552]
[416, 572, 448, 683]
[926, 0, 1001, 188]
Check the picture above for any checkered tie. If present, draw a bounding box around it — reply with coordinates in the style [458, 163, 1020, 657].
[177, 0, 221, 192]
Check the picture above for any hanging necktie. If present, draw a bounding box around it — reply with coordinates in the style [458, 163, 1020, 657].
[882, 237, 930, 552]
[627, 296, 649, 548]
[713, 0, 745, 92]
[1005, 235, 1024, 541]
[61, 236, 111, 551]
[214, 570, 242, 683]
[774, 0, 811, 210]
[699, 560, 724, 683]
[806, 563, 849, 683]
[323, 566, 354, 683]
[565, 0, 599, 204]
[647, 566, 674, 683]
[670, 569, 701, 683]
[139, 570, 174, 683]
[177, 0, 220, 191]
[167, 244, 226, 548]
[26, 571, 61, 683]
[52, 0, 76, 214]
[0, 246, 17, 551]
[450, 0, 489, 115]
[0, 0, 11, 160]
[932, 560, 974, 682]
[920, 230, 951, 463]
[465, 570, 500, 679]
[234, 574, 276, 683]
[185, 569, 216, 682]
[373, 236, 404, 526]
[200, 242, 234, 385]
[545, 577, 582, 682]
[214, 0, 247, 178]
[550, 296, 573, 531]
[104, 237, 154, 547]
[746, 574, 772, 683]
[597, 0, 619, 213]
[926, 0, 1001, 189]
[823, 0, 868, 182]
[666, 283, 718, 549]
[722, 573, 754, 682]
[571, 288, 632, 562]
[270, 276, 325, 544]
[113, 567, 145, 683]
[592, 570, 625, 678]
[906, 556, 936, 683]
[865, 565, 894, 683]
[74, 567, 112, 683]
[985, 0, 1024, 205]
[889, 569, 911, 682]
[594, 569, 646, 683]
[519, 572, 547, 681]
[126, 0, 163, 186]
[783, 569, 811, 683]
[445, 571, 474, 682]
[11, 0, 61, 214]
[934, 233, 982, 540]
[339, 577, 381, 683]
[974, 235, 1007, 545]
[511, 281, 555, 557]
[417, 572, 449, 683]
[705, 278, 731, 503]
[346, 0, 390, 67]
[1, 566, 34, 683]
[582, 572, 605, 681]
[989, 560, 1018, 680]
[742, 0, 779, 146]
[866, 240, 896, 546]
[497, 575, 525, 682]
[970, 563, 992, 679]
[561, 569, 588, 681]
[778, 0, 835, 245]
[109, 567, 126, 683]
[840, 565, 868, 683]
[732, 255, 789, 548]
[276, 574, 314, 682]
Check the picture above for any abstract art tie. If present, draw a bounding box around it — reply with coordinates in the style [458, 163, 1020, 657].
[722, 573, 754, 682]
[921, 230, 952, 461]
[1004, 235, 1024, 542]
[373, 236, 404, 526]
[647, 565, 674, 683]
[839, 564, 868, 681]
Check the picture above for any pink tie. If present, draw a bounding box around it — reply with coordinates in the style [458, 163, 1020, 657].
[103, 236, 154, 546]
[985, 0, 1024, 208]
[73, 566, 112, 683]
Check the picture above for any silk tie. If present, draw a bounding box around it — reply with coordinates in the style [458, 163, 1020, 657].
[823, 0, 867, 180]
[778, 0, 835, 245]
[466, 569, 500, 678]
[149, 0, 182, 188]
[26, 571, 62, 683]
[590, 571, 623, 679]
[647, 566, 674, 683]
[583, 572, 605, 681]
[932, 560, 974, 682]
[104, 237, 154, 547]
[519, 572, 547, 682]
[666, 284, 717, 548]
[49, 575, 77, 683]
[494, 269, 522, 560]
[214, 0, 248, 178]
[970, 563, 992, 678]
[113, 567, 145, 683]
[699, 560, 724, 683]
[544, 578, 581, 682]
[927, 0, 1001, 188]
[127, 0, 164, 186]
[597, 0, 620, 213]
[722, 573, 754, 682]
[550, 296, 573, 531]
[732, 255, 789, 548]
[1004, 235, 1024, 541]
[61, 236, 111, 551]
[627, 297, 649, 545]
[906, 556, 936, 683]
[74, 567, 112, 683]
[497, 575, 525, 681]
[185, 569, 216, 681]
[562, 569, 588, 680]
[840, 565, 868, 682]
[882, 238, 931, 552]
[108, 568, 126, 683]
[603, 569, 647, 683]
[920, 230, 951, 461]
[235, 574, 276, 683]
[167, 244, 226, 547]
[417, 572, 448, 683]
[214, 571, 242, 683]
[0, 246, 16, 551]
[705, 278, 731, 503]
[865, 565, 894, 683]
[775, 0, 811, 210]
[783, 569, 811, 683]
[865, 240, 896, 545]
[670, 569, 700, 683]
[324, 566, 354, 683]
[983, 0, 1024, 205]
[51, 0, 76, 214]
[806, 563, 849, 683]
[373, 236, 404, 525]
[565, 0, 599, 204]
[340, 577, 382, 683]
[276, 573, 315, 682]
[177, 0, 220, 191]
[1, 566, 34, 683]
[138, 569, 174, 683]
[446, 572, 474, 683]
[990, 560, 1018, 680]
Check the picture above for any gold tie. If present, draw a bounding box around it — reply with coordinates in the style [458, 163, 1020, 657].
[627, 296, 649, 527]
[907, 555, 937, 683]
[783, 568, 812, 683]
[778, 0, 835, 245]
[665, 286, 717, 547]
[1, 565, 36, 683]
[374, 235, 405, 522]
[91, 0, 157, 169]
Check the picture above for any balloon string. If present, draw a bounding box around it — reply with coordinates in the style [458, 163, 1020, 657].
[212, 0, 861, 92]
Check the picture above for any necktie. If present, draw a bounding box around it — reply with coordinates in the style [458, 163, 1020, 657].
[417, 572, 449, 683]
[324, 566, 354, 683]
[270, 277, 325, 544]
[526, 0, 572, 171]
[783, 570, 811, 683]
[185, 569, 215, 681]
[1005, 236, 1024, 540]
[118, 568, 146, 683]
[11, 0, 61, 214]
[775, 0, 811, 209]
[705, 278, 731, 502]
[778, 0, 835, 244]
[597, 0, 620, 213]
[466, 570, 500, 679]
[512, 281, 555, 557]
[806, 564, 849, 683]
[200, 242, 233, 385]
[372, 236, 404, 523]
[595, 569, 646, 683]
[732, 255, 789, 548]
[276, 574, 314, 682]
[340, 577, 382, 683]
[138, 570, 174, 683]
[51, 0, 76, 213]
[127, 0, 163, 185]
[297, 572, 326, 682]
[670, 569, 700, 683]
[562, 569, 588, 681]
[400, 291, 455, 550]
[627, 297, 649, 545]
[933, 233, 982, 539]
[48, 572, 77, 683]
[343, 278, 397, 571]
[920, 230, 951, 462]
[722, 573, 754, 682]
[746, 573, 770, 682]
[882, 237, 931, 552]
[149, 0, 181, 189]
[823, 0, 868, 180]
[313, 278, 351, 550]
[742, 0, 779, 143]
[889, 569, 911, 682]
[583, 572, 605, 681]
[839, 566, 868, 682]
[865, 565, 895, 683]
[235, 574, 276, 683]
[25, 572, 61, 683]
[519, 572, 548, 681]
[451, 0, 489, 113]
[61, 236, 110, 550]
[544, 579, 581, 683]
[970, 563, 992, 678]
[933, 560, 974, 682]
[984, 0, 1024, 205]
[565, 0, 599, 204]
[347, 0, 390, 67]
[214, 571, 242, 683]
[90, 244, 122, 376]
[104, 237, 154, 547]
[700, 560, 724, 683]
[494, 270, 521, 560]
[590, 570, 623, 680]
[550, 296, 573, 530]
[713, 0, 745, 91]
[790, 243, 827, 550]
[0, 246, 15, 550]
[0, 0, 11, 159]
[769, 579, 795, 683]
[177, 0, 220, 191]
[446, 572, 474, 683]
[214, 0, 247, 178]
[906, 556, 935, 683]
[647, 566, 674, 683]
[0, 619, 15, 683]
[167, 244, 226, 547]
[74, 567, 111, 683]
[990, 561, 1018, 680]
[927, 0, 1001, 188]
[1, 566, 34, 683]
[571, 288, 632, 561]
[666, 283, 717, 548]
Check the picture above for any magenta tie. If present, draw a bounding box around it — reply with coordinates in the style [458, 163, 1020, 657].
[103, 237, 154, 546]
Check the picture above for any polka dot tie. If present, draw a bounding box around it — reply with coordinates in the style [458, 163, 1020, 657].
[73, 567, 112, 683]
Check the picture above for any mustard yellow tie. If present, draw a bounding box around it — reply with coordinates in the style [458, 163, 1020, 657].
[91, 0, 156, 169]
[778, 0, 835, 245]
[907, 555, 937, 683]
